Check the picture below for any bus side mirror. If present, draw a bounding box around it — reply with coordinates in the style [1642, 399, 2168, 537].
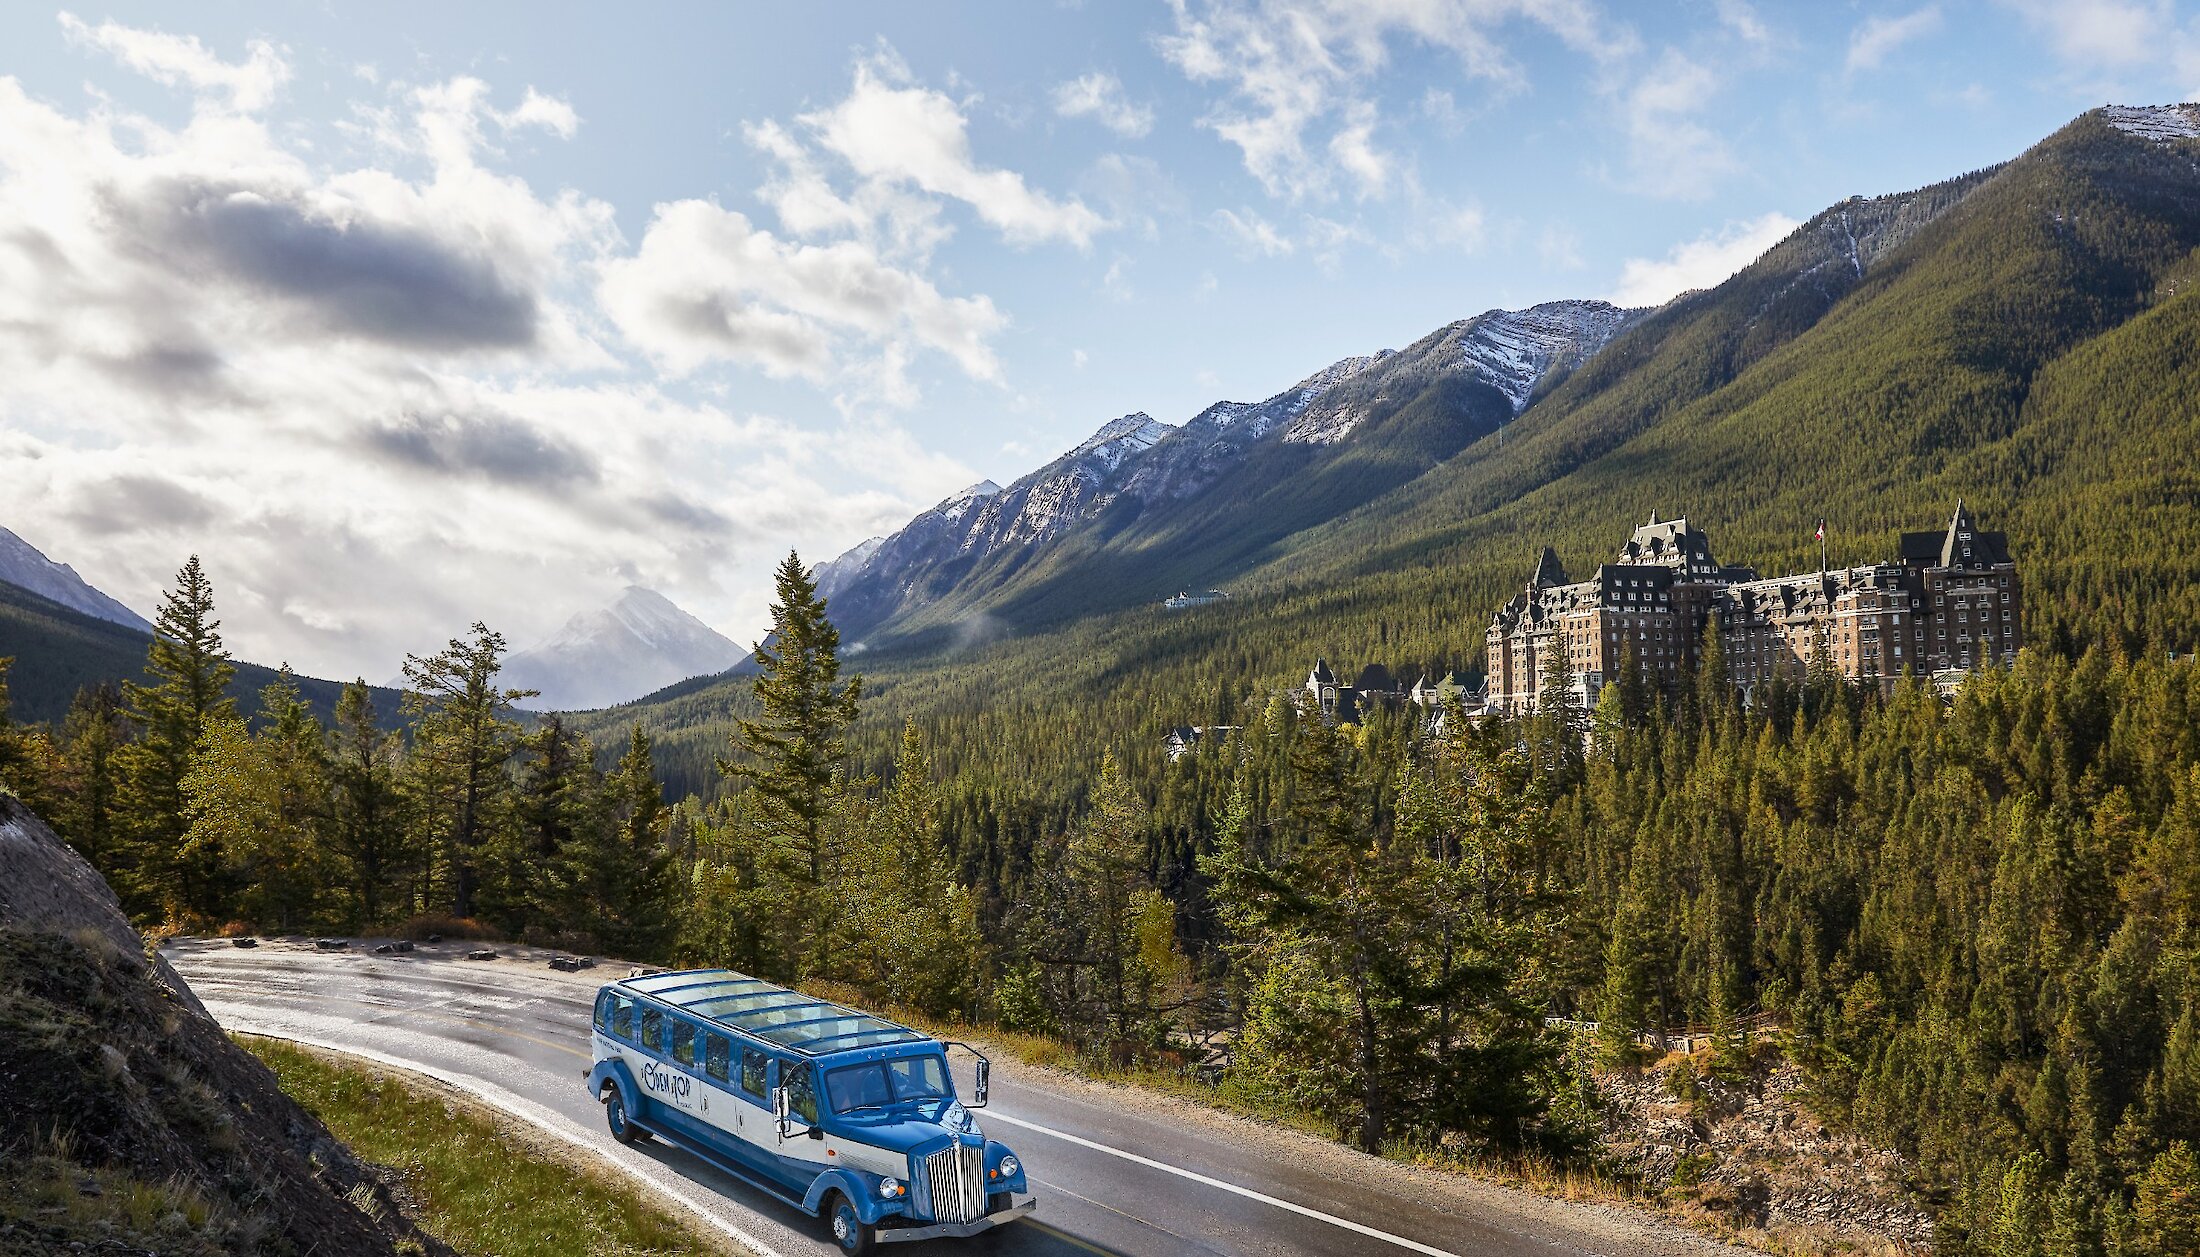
[772, 1085, 791, 1140]
[973, 1058, 990, 1108]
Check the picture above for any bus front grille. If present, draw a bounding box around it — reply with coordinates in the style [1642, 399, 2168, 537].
[920, 1142, 987, 1223]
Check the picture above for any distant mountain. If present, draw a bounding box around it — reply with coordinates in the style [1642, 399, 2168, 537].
[0, 527, 151, 633]
[500, 586, 743, 711]
[818, 299, 1639, 644]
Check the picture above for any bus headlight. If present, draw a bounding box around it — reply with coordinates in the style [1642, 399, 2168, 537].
[998, 1155, 1019, 1178]
[878, 1177, 903, 1199]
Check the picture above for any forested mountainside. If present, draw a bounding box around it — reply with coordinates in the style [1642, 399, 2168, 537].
[592, 106, 2200, 805]
[0, 573, 404, 727]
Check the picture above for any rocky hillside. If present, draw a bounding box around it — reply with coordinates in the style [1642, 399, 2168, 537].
[0, 794, 451, 1257]
[1597, 1047, 1934, 1253]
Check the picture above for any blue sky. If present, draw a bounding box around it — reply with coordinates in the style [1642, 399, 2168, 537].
[1, 0, 2194, 679]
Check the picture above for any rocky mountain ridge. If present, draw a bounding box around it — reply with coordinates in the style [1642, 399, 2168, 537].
[818, 299, 1639, 640]
[0, 525, 151, 633]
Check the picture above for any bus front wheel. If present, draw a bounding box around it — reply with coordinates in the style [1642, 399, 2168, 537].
[825, 1192, 875, 1256]
[603, 1085, 649, 1145]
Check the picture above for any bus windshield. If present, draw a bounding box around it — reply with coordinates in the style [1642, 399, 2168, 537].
[824, 1054, 951, 1114]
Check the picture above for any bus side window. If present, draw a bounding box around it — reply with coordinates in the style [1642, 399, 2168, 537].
[593, 991, 611, 1032]
[741, 1048, 768, 1098]
[704, 1033, 731, 1083]
[785, 1061, 819, 1126]
[610, 994, 634, 1039]
[641, 1007, 663, 1052]
[671, 1020, 696, 1066]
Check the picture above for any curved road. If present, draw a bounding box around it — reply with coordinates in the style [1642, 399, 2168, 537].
[164, 939, 1747, 1257]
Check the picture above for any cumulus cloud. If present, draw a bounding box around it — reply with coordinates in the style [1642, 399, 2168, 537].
[0, 16, 982, 679]
[1608, 211, 1799, 307]
[599, 200, 1006, 385]
[805, 51, 1107, 248]
[1156, 0, 1629, 202]
[1847, 7, 1943, 73]
[1053, 72, 1155, 138]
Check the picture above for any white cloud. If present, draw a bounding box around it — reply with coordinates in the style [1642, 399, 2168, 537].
[58, 10, 290, 111]
[598, 199, 1006, 385]
[1715, 0, 1775, 49]
[1847, 7, 1943, 73]
[1052, 72, 1155, 138]
[804, 51, 1108, 248]
[1608, 211, 1799, 307]
[1156, 0, 1631, 202]
[2002, 0, 2168, 72]
[1212, 206, 1294, 256]
[1617, 49, 1733, 199]
[0, 17, 983, 680]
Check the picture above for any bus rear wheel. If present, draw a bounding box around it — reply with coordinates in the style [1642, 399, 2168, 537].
[603, 1085, 650, 1145]
[825, 1192, 875, 1255]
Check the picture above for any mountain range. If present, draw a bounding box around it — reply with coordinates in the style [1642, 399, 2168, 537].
[575, 102, 2200, 799]
[817, 297, 1640, 645]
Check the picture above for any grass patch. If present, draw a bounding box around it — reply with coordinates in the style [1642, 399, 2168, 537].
[241, 1036, 729, 1257]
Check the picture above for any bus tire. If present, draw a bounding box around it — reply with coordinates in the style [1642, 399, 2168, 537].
[603, 1084, 648, 1145]
[825, 1191, 875, 1255]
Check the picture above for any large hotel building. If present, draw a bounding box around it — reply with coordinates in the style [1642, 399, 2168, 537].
[1486, 502, 2019, 714]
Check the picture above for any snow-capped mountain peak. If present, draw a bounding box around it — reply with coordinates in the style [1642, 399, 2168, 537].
[502, 586, 742, 711]
[1070, 412, 1172, 465]
[938, 480, 1002, 523]
[0, 526, 152, 632]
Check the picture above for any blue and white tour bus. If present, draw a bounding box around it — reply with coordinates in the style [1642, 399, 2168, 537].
[585, 968, 1035, 1253]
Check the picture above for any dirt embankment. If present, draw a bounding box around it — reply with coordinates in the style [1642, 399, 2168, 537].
[0, 794, 454, 1257]
[1598, 1048, 1935, 1253]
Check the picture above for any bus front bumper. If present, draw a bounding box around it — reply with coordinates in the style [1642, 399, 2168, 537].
[877, 1195, 1036, 1243]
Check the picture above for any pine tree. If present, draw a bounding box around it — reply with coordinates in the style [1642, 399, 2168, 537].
[50, 684, 127, 870]
[401, 623, 531, 920]
[119, 556, 237, 923]
[721, 552, 861, 980]
[327, 680, 404, 928]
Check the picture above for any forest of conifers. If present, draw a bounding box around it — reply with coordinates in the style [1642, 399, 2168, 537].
[2, 545, 2196, 1255]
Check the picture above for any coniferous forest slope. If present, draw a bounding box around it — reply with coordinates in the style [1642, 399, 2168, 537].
[594, 106, 2200, 793]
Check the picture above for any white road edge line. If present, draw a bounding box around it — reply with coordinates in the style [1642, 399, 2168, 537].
[983, 1111, 1464, 1257]
[227, 1025, 793, 1257]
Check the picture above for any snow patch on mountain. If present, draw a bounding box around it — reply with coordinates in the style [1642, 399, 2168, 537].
[939, 480, 1002, 523]
[2103, 104, 2200, 143]
[1070, 412, 1172, 468]
[0, 526, 152, 632]
[814, 535, 885, 601]
[1457, 300, 1638, 414]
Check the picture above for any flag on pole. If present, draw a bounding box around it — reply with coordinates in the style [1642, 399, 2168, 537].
[1814, 518, 1825, 541]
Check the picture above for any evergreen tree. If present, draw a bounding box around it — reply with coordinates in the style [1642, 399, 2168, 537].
[119, 556, 237, 922]
[401, 623, 531, 920]
[326, 680, 404, 928]
[49, 684, 127, 869]
[720, 552, 861, 980]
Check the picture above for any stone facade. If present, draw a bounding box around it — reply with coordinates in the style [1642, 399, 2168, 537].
[1486, 503, 2020, 714]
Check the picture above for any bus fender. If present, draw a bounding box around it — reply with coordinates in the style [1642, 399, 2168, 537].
[588, 1057, 641, 1105]
[801, 1168, 902, 1225]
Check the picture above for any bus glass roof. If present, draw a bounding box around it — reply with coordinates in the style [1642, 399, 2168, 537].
[622, 969, 927, 1055]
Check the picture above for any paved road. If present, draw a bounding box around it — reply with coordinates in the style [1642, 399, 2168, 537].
[165, 940, 1747, 1257]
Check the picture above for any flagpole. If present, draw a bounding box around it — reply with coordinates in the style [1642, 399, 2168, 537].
[1817, 518, 1827, 575]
